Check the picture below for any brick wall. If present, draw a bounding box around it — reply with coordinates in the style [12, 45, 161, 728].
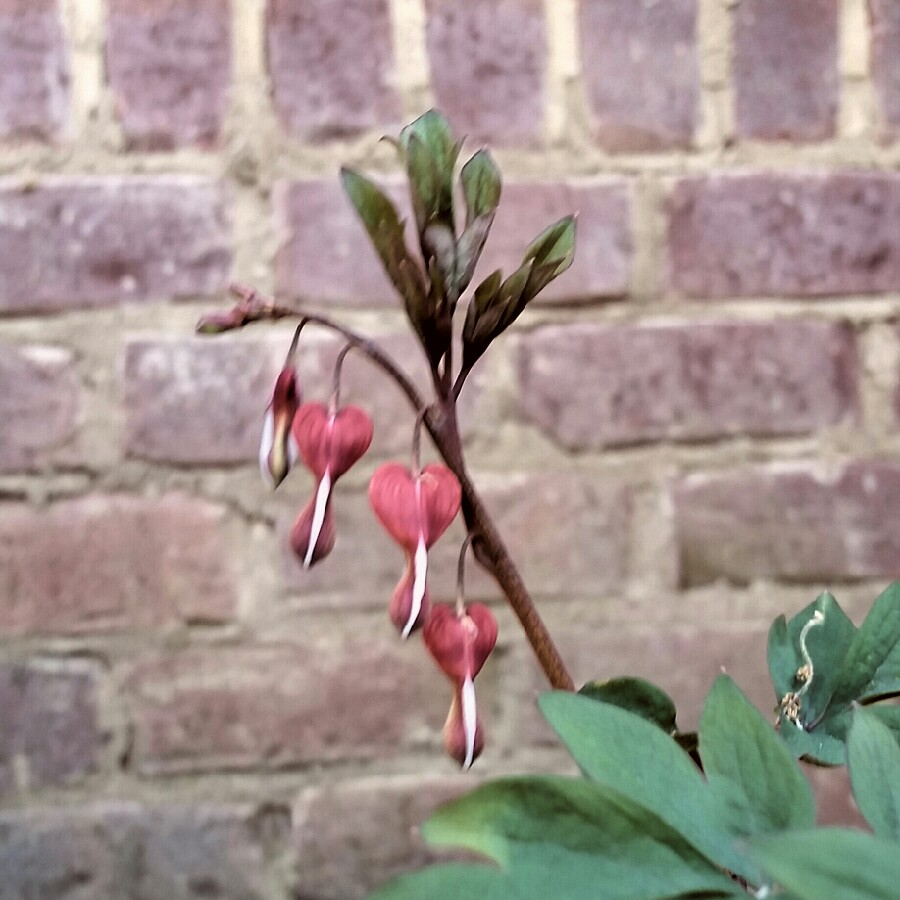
[0, 0, 896, 896]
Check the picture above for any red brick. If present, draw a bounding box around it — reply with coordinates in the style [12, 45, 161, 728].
[294, 776, 473, 899]
[805, 764, 868, 828]
[266, 0, 399, 141]
[579, 0, 700, 151]
[274, 178, 407, 306]
[0, 494, 235, 635]
[673, 461, 900, 586]
[513, 321, 858, 450]
[522, 614, 775, 742]
[473, 181, 631, 302]
[666, 173, 900, 299]
[424, 0, 546, 146]
[870, 0, 900, 140]
[0, 179, 230, 314]
[0, 660, 100, 794]
[0, 803, 294, 899]
[125, 331, 441, 465]
[276, 178, 630, 306]
[124, 639, 446, 773]
[0, 344, 78, 472]
[107, 0, 231, 150]
[733, 0, 838, 141]
[0, 0, 68, 142]
[123, 336, 282, 464]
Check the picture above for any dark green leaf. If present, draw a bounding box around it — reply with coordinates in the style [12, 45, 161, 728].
[832, 582, 900, 707]
[423, 223, 457, 298]
[519, 216, 576, 303]
[461, 151, 501, 223]
[700, 676, 815, 837]
[400, 110, 460, 234]
[456, 213, 495, 294]
[538, 692, 755, 883]
[423, 776, 736, 900]
[848, 706, 900, 840]
[751, 829, 900, 900]
[578, 677, 678, 733]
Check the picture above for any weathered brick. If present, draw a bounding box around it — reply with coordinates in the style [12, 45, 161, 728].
[666, 173, 900, 298]
[673, 461, 900, 586]
[0, 803, 294, 900]
[513, 321, 858, 450]
[0, 344, 78, 472]
[0, 494, 235, 635]
[579, 0, 700, 151]
[0, 0, 68, 142]
[281, 473, 629, 606]
[473, 181, 632, 301]
[424, 0, 546, 146]
[0, 179, 230, 314]
[124, 331, 440, 465]
[733, 0, 838, 141]
[276, 178, 630, 306]
[266, 0, 399, 140]
[124, 638, 446, 773]
[870, 0, 900, 139]
[523, 615, 775, 741]
[274, 178, 406, 306]
[107, 0, 231, 150]
[0, 660, 100, 794]
[294, 776, 472, 900]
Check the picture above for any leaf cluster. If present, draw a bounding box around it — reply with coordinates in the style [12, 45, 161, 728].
[372, 586, 900, 899]
[341, 110, 575, 391]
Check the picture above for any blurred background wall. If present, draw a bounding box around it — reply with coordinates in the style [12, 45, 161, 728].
[1, 0, 899, 896]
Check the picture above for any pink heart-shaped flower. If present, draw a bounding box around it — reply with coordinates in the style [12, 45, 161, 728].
[368, 463, 461, 551]
[423, 603, 498, 684]
[293, 403, 373, 480]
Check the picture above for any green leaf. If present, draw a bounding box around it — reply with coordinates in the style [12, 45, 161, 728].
[461, 150, 501, 223]
[538, 691, 756, 883]
[369, 863, 514, 900]
[768, 592, 856, 723]
[700, 676, 815, 837]
[423, 222, 457, 298]
[578, 677, 677, 733]
[423, 776, 737, 900]
[831, 582, 900, 707]
[400, 110, 460, 235]
[456, 214, 494, 294]
[750, 829, 900, 900]
[848, 706, 900, 840]
[520, 215, 576, 301]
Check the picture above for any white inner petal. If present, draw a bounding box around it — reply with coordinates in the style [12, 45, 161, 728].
[403, 537, 428, 639]
[304, 469, 332, 568]
[287, 432, 299, 467]
[461, 674, 477, 770]
[259, 409, 275, 487]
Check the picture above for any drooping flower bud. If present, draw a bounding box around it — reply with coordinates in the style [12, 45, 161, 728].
[290, 402, 373, 568]
[423, 602, 498, 769]
[259, 366, 301, 489]
[368, 463, 461, 637]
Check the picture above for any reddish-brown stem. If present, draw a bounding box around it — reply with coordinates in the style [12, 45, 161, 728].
[203, 284, 575, 691]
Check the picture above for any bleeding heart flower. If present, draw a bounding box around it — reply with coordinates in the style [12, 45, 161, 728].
[368, 463, 461, 637]
[424, 602, 498, 769]
[290, 402, 373, 568]
[259, 366, 301, 489]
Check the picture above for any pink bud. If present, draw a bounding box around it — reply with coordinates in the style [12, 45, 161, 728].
[289, 490, 336, 566]
[443, 685, 485, 770]
[388, 557, 431, 637]
[259, 366, 301, 488]
[369, 463, 461, 637]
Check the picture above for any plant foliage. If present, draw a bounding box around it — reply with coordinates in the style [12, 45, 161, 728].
[372, 586, 900, 899]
